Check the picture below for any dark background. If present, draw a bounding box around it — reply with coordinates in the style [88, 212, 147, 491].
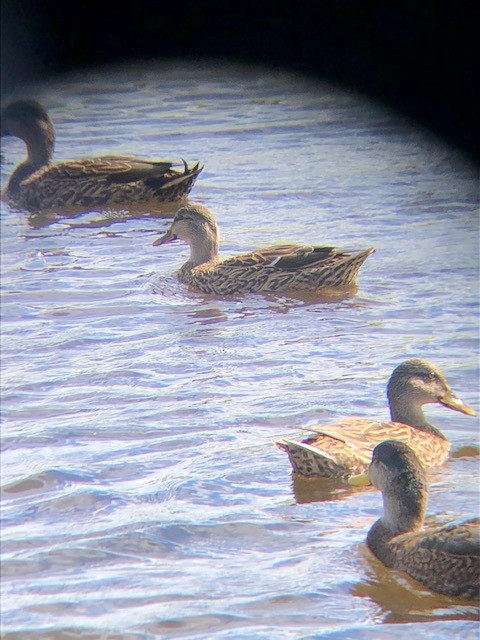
[1, 1, 478, 163]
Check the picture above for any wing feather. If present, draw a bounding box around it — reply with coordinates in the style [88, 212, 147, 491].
[220, 244, 354, 270]
[25, 156, 178, 185]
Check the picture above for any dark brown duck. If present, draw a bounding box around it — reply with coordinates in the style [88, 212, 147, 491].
[1, 100, 203, 211]
[350, 439, 480, 600]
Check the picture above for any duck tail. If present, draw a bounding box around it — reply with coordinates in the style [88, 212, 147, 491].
[321, 247, 375, 288]
[273, 437, 350, 478]
[155, 161, 204, 199]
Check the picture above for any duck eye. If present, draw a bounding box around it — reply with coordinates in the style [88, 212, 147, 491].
[420, 371, 436, 382]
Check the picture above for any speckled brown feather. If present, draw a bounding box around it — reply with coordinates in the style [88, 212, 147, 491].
[176, 245, 375, 295]
[154, 203, 375, 295]
[8, 157, 203, 211]
[393, 520, 480, 599]
[275, 359, 476, 479]
[1, 100, 203, 211]
[274, 418, 450, 478]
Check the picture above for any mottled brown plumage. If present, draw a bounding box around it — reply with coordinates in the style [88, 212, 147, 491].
[1, 100, 203, 211]
[351, 440, 480, 599]
[274, 359, 476, 478]
[153, 202, 375, 295]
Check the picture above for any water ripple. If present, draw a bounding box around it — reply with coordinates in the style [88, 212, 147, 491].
[1, 61, 478, 637]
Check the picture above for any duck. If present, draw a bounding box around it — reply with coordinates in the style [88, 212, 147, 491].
[0, 99, 203, 211]
[274, 359, 476, 479]
[349, 439, 480, 599]
[153, 202, 375, 295]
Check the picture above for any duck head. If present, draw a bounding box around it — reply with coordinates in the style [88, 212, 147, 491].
[153, 203, 220, 266]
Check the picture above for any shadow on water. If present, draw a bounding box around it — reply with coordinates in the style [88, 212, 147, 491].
[24, 199, 183, 229]
[291, 474, 373, 504]
[1, 469, 96, 499]
[166, 286, 360, 308]
[351, 549, 480, 624]
[450, 444, 480, 459]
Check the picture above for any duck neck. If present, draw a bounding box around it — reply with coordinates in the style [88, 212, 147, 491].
[367, 498, 425, 567]
[367, 475, 426, 564]
[389, 395, 445, 438]
[26, 126, 54, 167]
[366, 519, 400, 566]
[187, 235, 219, 267]
[7, 130, 54, 195]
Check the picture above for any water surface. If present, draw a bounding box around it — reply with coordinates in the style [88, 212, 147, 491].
[1, 61, 479, 639]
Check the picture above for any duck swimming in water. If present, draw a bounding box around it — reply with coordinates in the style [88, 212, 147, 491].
[349, 439, 480, 600]
[275, 359, 476, 478]
[1, 99, 203, 211]
[153, 202, 375, 295]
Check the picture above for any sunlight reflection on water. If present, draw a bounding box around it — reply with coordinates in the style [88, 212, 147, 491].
[1, 60, 479, 638]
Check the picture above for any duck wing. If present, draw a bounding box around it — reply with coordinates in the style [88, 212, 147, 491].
[275, 418, 450, 478]
[412, 519, 480, 557]
[102, 157, 178, 183]
[104, 157, 202, 187]
[302, 419, 411, 459]
[222, 244, 347, 270]
[18, 156, 202, 210]
[391, 519, 480, 599]
[42, 156, 191, 184]
[274, 418, 377, 478]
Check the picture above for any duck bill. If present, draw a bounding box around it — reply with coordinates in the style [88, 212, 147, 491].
[153, 229, 177, 246]
[348, 472, 372, 487]
[439, 391, 477, 416]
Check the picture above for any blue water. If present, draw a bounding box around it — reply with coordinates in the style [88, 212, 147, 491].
[1, 61, 479, 639]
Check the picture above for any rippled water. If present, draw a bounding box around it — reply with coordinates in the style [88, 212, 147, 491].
[1, 61, 479, 639]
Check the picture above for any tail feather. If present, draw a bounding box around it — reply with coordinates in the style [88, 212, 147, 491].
[148, 161, 203, 200]
[159, 161, 203, 189]
[274, 437, 366, 478]
[316, 247, 375, 288]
